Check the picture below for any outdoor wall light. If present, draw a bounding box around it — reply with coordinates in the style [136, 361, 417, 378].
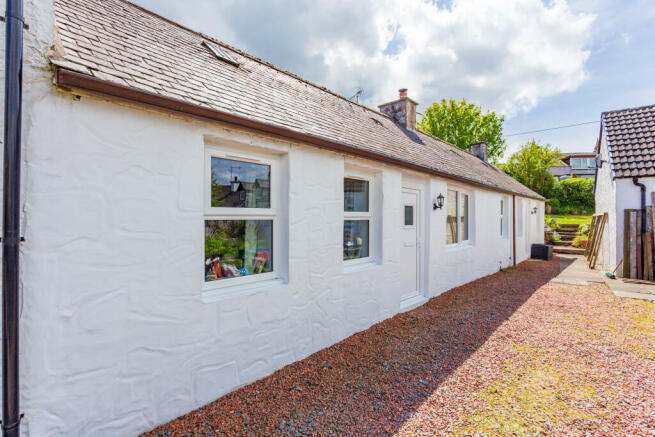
[531, 206, 538, 214]
[433, 193, 445, 210]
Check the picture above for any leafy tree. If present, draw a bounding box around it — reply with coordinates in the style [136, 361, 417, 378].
[502, 140, 560, 197]
[550, 178, 595, 210]
[418, 98, 507, 162]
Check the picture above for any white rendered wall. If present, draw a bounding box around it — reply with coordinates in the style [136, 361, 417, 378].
[595, 132, 617, 272]
[10, 6, 542, 434]
[15, 89, 543, 436]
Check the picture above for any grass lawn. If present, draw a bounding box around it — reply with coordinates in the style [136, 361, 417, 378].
[546, 214, 593, 225]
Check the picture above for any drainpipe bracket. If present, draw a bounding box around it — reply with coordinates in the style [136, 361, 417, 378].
[0, 16, 29, 30]
[0, 413, 25, 431]
[0, 237, 26, 243]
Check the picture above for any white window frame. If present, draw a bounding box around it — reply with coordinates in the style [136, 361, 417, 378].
[343, 171, 374, 267]
[203, 146, 280, 291]
[446, 188, 471, 246]
[517, 198, 524, 238]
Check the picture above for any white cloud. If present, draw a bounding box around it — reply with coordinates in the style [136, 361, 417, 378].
[134, 0, 594, 117]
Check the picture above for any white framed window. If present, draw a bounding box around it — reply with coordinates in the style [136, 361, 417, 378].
[517, 198, 524, 237]
[446, 189, 470, 245]
[203, 147, 279, 289]
[343, 173, 373, 265]
[500, 197, 509, 239]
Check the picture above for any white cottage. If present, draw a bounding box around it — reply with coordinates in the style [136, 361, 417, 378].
[2, 0, 544, 435]
[594, 104, 655, 275]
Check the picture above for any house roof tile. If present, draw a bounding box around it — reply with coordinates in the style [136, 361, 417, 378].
[50, 0, 542, 199]
[602, 104, 655, 178]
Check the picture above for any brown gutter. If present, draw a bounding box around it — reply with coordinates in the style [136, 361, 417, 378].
[56, 68, 542, 200]
[512, 195, 517, 267]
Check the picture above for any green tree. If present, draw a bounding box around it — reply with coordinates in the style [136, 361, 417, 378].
[418, 98, 507, 162]
[502, 140, 560, 197]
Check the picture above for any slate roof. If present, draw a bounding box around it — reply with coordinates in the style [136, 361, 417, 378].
[602, 104, 655, 178]
[50, 0, 542, 199]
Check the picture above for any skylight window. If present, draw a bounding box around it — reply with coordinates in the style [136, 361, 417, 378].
[203, 41, 239, 66]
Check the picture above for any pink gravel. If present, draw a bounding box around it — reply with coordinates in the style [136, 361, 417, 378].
[144, 257, 655, 436]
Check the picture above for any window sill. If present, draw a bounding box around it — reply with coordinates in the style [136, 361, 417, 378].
[202, 278, 285, 303]
[445, 242, 474, 253]
[344, 261, 380, 274]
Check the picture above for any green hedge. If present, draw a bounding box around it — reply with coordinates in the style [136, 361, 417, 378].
[548, 178, 594, 211]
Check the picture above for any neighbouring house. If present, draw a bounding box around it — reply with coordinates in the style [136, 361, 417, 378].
[595, 104, 655, 274]
[548, 152, 597, 180]
[4, 0, 543, 435]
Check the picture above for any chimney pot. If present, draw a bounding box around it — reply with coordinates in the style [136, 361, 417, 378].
[470, 142, 489, 162]
[378, 88, 417, 130]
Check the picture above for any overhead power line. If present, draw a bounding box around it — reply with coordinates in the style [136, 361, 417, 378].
[505, 120, 598, 137]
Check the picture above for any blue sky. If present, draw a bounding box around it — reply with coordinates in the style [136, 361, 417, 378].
[133, 0, 655, 159]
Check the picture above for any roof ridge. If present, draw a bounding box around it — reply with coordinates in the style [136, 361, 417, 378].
[601, 103, 655, 117]
[122, 0, 390, 119]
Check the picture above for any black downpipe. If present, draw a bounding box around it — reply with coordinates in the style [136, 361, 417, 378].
[2, 0, 24, 436]
[633, 177, 646, 276]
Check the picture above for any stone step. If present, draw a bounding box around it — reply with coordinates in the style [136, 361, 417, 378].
[553, 246, 586, 255]
[553, 240, 575, 246]
[559, 224, 582, 230]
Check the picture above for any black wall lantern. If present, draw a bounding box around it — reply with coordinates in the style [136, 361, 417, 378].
[531, 206, 538, 215]
[433, 193, 445, 210]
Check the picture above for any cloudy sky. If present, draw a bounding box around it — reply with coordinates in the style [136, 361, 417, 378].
[133, 0, 654, 159]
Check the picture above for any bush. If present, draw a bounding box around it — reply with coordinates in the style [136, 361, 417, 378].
[548, 178, 595, 211]
[548, 198, 561, 209]
[572, 235, 588, 248]
[546, 217, 560, 231]
[577, 224, 590, 236]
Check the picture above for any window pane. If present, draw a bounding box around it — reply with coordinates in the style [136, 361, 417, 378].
[460, 194, 469, 241]
[344, 178, 369, 212]
[446, 189, 457, 244]
[404, 205, 414, 226]
[205, 220, 273, 282]
[344, 220, 369, 260]
[211, 157, 270, 208]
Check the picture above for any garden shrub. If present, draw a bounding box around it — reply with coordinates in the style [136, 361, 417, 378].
[548, 178, 595, 211]
[572, 235, 588, 248]
[548, 198, 561, 209]
[577, 224, 590, 236]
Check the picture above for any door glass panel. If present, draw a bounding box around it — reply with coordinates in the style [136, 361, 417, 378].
[404, 205, 414, 226]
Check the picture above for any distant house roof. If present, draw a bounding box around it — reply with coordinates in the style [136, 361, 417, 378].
[601, 104, 655, 178]
[49, 0, 542, 199]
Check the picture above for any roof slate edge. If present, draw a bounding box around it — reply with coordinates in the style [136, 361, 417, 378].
[122, 0, 391, 119]
[55, 68, 543, 200]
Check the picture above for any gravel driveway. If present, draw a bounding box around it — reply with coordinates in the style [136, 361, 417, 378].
[145, 257, 655, 436]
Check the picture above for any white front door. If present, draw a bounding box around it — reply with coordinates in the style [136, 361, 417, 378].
[400, 188, 420, 302]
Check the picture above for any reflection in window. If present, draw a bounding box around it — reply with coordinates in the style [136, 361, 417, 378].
[343, 220, 369, 260]
[205, 220, 273, 282]
[460, 193, 469, 241]
[447, 189, 469, 244]
[446, 189, 457, 244]
[344, 178, 369, 212]
[211, 157, 270, 208]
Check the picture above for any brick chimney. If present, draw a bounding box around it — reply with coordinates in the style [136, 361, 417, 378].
[378, 88, 418, 130]
[470, 142, 488, 162]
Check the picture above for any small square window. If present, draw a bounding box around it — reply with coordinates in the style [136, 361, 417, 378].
[404, 205, 414, 226]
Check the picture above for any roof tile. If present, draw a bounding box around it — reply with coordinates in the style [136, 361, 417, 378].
[50, 0, 541, 198]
